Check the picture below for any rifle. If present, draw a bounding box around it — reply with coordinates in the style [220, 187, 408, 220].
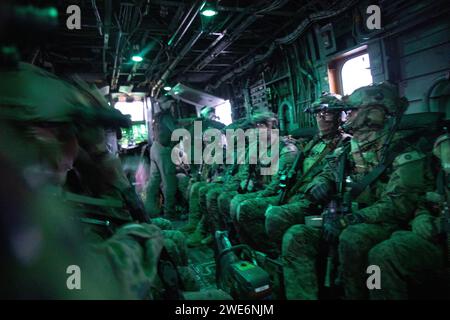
[280, 137, 339, 205]
[238, 163, 256, 194]
[323, 142, 351, 289]
[278, 150, 305, 205]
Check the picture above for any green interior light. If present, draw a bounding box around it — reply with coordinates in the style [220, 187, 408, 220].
[201, 9, 218, 17]
[132, 55, 143, 62]
[48, 7, 59, 18]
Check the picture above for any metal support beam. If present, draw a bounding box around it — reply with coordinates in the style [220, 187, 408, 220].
[103, 0, 112, 74]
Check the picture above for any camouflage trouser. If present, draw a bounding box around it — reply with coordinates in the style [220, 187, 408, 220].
[176, 173, 191, 206]
[228, 191, 267, 222]
[187, 181, 208, 227]
[217, 190, 241, 228]
[235, 195, 279, 253]
[100, 223, 164, 299]
[145, 142, 177, 218]
[265, 196, 317, 244]
[368, 231, 444, 300]
[205, 182, 239, 233]
[282, 224, 322, 299]
[338, 223, 395, 299]
[205, 187, 226, 232]
[199, 183, 220, 218]
[187, 183, 221, 234]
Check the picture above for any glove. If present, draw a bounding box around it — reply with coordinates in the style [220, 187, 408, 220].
[309, 183, 330, 202]
[340, 212, 366, 227]
[322, 212, 365, 242]
[411, 214, 440, 241]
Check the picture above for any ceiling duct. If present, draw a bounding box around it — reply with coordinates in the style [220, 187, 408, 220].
[151, 1, 206, 97]
[192, 0, 290, 72]
[206, 0, 358, 90]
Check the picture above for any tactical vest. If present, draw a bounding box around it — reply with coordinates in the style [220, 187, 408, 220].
[300, 135, 343, 187]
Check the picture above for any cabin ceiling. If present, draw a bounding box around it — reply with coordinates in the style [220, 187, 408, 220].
[30, 0, 343, 93]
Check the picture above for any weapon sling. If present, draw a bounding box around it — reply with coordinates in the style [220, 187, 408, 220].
[284, 138, 341, 202]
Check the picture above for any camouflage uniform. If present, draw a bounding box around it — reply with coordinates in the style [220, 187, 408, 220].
[237, 95, 346, 252]
[187, 133, 249, 246]
[205, 165, 246, 232]
[368, 133, 449, 299]
[186, 180, 227, 246]
[182, 181, 208, 231]
[145, 96, 178, 219]
[181, 152, 223, 233]
[232, 136, 300, 252]
[210, 112, 281, 235]
[0, 62, 164, 299]
[282, 83, 434, 299]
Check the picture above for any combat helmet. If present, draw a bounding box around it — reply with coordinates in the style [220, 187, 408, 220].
[0, 62, 88, 123]
[0, 62, 130, 128]
[345, 82, 409, 115]
[251, 110, 278, 126]
[304, 92, 350, 113]
[68, 75, 131, 128]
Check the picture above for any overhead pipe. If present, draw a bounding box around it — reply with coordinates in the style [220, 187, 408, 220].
[152, 30, 204, 97]
[151, 1, 206, 96]
[205, 43, 276, 91]
[102, 0, 112, 74]
[195, 14, 258, 71]
[91, 0, 103, 36]
[275, 0, 357, 45]
[172, 0, 205, 49]
[193, 0, 287, 72]
[110, 14, 123, 90]
[183, 32, 225, 73]
[167, 0, 201, 48]
[206, 0, 357, 90]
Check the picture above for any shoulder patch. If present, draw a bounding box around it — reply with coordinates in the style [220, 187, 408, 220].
[393, 150, 426, 167]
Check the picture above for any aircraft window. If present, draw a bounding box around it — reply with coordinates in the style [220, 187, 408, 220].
[340, 53, 373, 95]
[114, 101, 145, 122]
[215, 100, 233, 125]
[114, 101, 148, 148]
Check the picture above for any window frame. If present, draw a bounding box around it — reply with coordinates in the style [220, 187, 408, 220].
[328, 46, 371, 96]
